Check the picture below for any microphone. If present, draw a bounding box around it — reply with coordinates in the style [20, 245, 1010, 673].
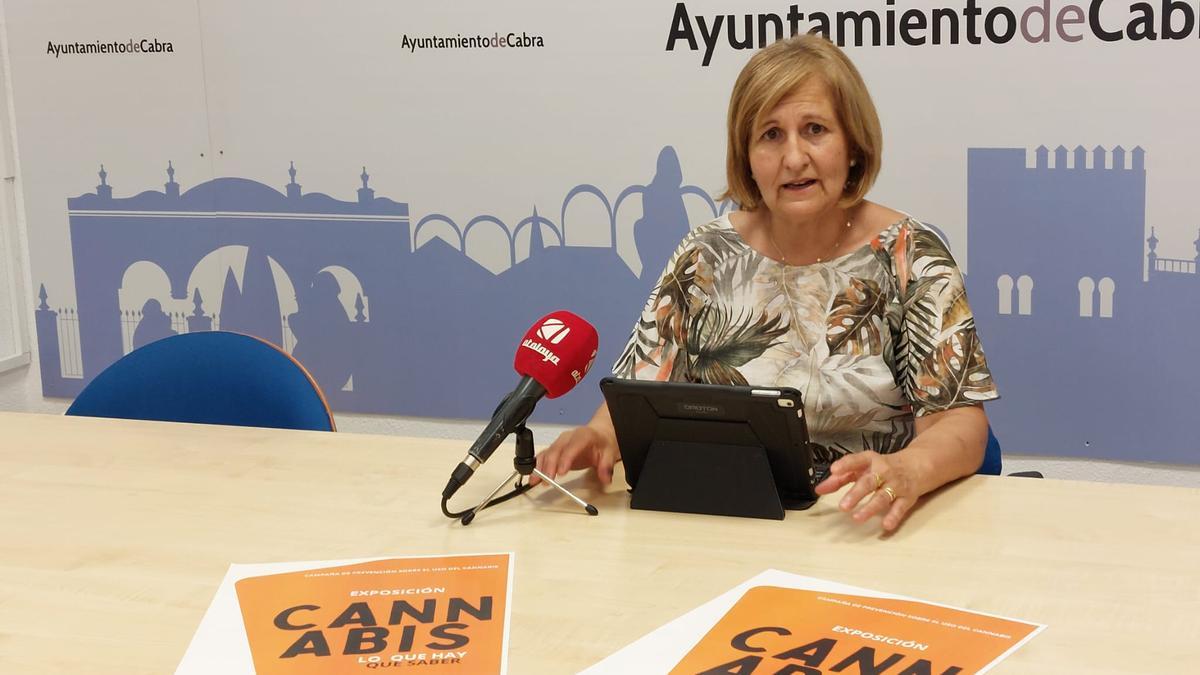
[442, 311, 599, 500]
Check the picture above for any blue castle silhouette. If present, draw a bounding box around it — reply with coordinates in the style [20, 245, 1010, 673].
[966, 145, 1199, 463]
[36, 148, 709, 424]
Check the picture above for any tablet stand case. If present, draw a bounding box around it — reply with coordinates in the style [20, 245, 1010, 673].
[630, 440, 786, 520]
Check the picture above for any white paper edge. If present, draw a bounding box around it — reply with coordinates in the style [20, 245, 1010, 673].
[175, 552, 516, 675]
[579, 569, 1047, 674]
[500, 551, 514, 675]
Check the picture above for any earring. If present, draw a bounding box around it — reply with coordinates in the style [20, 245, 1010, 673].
[850, 159, 858, 167]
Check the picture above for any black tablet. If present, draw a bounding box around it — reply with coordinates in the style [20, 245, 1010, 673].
[600, 377, 821, 518]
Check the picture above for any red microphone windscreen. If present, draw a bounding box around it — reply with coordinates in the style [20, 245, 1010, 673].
[513, 311, 599, 398]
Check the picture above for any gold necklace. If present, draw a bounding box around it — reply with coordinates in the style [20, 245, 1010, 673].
[768, 220, 853, 264]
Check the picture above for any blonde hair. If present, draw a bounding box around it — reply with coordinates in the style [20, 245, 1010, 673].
[721, 34, 882, 211]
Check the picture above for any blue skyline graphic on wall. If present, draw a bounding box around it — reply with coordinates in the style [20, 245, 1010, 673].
[36, 147, 715, 426]
[966, 145, 1199, 463]
[34, 144, 1200, 462]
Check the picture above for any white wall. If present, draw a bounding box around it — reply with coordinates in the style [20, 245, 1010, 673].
[0, 3, 27, 375]
[2, 1, 1198, 489]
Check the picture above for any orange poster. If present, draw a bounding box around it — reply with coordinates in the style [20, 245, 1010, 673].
[671, 586, 1040, 675]
[231, 553, 511, 674]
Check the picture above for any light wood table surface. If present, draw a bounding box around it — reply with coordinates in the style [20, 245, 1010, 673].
[0, 411, 1197, 673]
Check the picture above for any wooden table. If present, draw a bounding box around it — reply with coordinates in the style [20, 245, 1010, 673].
[1, 411, 1197, 673]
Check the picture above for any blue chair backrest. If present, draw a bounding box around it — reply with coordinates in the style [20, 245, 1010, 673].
[979, 426, 1003, 475]
[66, 331, 335, 431]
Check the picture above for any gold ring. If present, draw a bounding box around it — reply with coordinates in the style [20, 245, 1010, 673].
[871, 473, 885, 491]
[881, 486, 897, 503]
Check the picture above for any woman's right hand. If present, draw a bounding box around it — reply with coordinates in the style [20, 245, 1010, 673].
[531, 404, 620, 486]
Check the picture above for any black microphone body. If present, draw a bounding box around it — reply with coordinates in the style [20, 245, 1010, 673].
[442, 376, 547, 499]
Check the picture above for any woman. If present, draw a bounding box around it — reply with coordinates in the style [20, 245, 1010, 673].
[534, 35, 998, 532]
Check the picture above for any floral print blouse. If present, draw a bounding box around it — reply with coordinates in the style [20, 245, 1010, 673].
[613, 213, 999, 463]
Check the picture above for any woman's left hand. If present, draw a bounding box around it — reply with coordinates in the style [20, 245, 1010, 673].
[814, 451, 920, 532]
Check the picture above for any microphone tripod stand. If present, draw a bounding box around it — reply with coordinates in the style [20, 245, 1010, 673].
[461, 425, 599, 526]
